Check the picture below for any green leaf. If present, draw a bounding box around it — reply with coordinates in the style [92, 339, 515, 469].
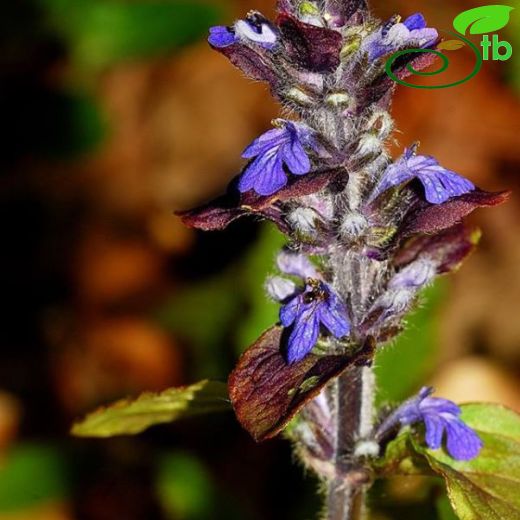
[375, 430, 435, 478]
[453, 5, 514, 35]
[375, 280, 447, 405]
[417, 404, 520, 520]
[0, 444, 69, 512]
[71, 380, 230, 437]
[437, 493, 459, 520]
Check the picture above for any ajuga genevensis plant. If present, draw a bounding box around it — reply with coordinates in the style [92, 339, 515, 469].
[73, 2, 520, 519]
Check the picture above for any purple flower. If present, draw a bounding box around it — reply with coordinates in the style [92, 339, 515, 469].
[208, 12, 277, 49]
[238, 121, 324, 196]
[366, 258, 436, 327]
[208, 26, 237, 48]
[388, 258, 436, 289]
[364, 13, 438, 61]
[267, 252, 350, 364]
[377, 387, 482, 461]
[372, 147, 475, 204]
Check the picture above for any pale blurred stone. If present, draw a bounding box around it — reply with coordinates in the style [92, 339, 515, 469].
[431, 356, 520, 411]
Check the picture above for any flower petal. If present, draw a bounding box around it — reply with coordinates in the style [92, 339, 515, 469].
[444, 418, 483, 460]
[318, 291, 350, 338]
[238, 150, 288, 196]
[234, 19, 278, 48]
[266, 276, 296, 302]
[417, 166, 474, 204]
[421, 397, 461, 417]
[242, 128, 287, 159]
[281, 139, 311, 175]
[424, 415, 444, 450]
[286, 305, 321, 363]
[277, 251, 319, 279]
[280, 295, 303, 327]
[373, 150, 474, 205]
[371, 160, 416, 199]
[404, 13, 427, 30]
[208, 26, 237, 48]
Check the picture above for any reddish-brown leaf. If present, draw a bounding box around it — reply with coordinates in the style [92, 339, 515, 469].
[395, 224, 481, 274]
[277, 14, 343, 73]
[212, 42, 281, 89]
[400, 189, 510, 236]
[228, 326, 373, 441]
[177, 168, 340, 231]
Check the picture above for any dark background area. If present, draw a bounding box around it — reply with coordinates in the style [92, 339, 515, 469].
[0, 0, 518, 518]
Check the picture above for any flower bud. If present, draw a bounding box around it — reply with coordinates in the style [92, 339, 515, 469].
[326, 92, 351, 108]
[286, 87, 315, 107]
[356, 133, 382, 157]
[389, 258, 436, 289]
[340, 212, 368, 238]
[368, 111, 394, 139]
[288, 207, 320, 235]
[265, 276, 296, 302]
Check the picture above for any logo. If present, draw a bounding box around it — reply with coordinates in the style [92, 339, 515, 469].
[386, 5, 514, 89]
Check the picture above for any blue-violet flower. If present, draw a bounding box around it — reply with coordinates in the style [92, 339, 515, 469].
[239, 120, 324, 196]
[266, 252, 350, 364]
[365, 13, 438, 61]
[208, 13, 277, 49]
[377, 387, 483, 461]
[372, 147, 475, 204]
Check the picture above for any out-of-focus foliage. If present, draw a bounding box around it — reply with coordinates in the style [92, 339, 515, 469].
[235, 225, 286, 350]
[375, 281, 447, 405]
[72, 380, 230, 437]
[156, 451, 215, 519]
[156, 273, 243, 378]
[0, 444, 70, 512]
[41, 0, 222, 71]
[509, 4, 520, 92]
[156, 223, 285, 376]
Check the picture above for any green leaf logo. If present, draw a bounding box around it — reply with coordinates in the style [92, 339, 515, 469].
[438, 39, 466, 51]
[453, 5, 514, 35]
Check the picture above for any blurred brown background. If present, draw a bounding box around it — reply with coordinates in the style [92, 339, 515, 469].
[0, 0, 518, 518]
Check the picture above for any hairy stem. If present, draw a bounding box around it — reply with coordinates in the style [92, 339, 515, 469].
[325, 365, 375, 520]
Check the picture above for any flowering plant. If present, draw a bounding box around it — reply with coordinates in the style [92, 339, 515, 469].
[72, 1, 520, 518]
